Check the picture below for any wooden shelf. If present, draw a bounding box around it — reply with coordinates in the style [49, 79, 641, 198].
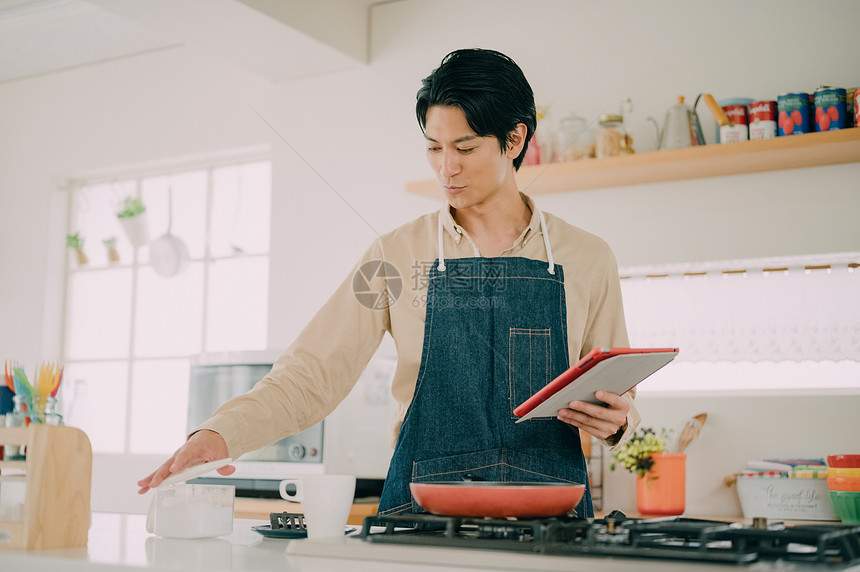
[406, 128, 860, 198]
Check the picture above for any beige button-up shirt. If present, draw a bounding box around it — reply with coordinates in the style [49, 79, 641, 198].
[198, 194, 640, 458]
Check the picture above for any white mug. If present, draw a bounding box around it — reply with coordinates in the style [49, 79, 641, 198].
[279, 474, 356, 539]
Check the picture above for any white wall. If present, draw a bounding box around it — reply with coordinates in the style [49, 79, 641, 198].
[1, 0, 858, 516]
[602, 393, 860, 517]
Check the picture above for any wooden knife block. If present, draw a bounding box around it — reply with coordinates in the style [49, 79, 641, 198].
[0, 424, 92, 550]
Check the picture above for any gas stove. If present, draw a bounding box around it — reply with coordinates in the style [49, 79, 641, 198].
[285, 511, 860, 572]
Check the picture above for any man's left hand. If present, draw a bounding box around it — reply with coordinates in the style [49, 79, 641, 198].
[557, 391, 629, 440]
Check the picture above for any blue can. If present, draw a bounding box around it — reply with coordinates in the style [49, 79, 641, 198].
[814, 87, 847, 131]
[777, 93, 811, 136]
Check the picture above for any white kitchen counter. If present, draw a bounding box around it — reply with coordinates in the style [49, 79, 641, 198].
[0, 513, 488, 572]
[1, 512, 851, 572]
[0, 513, 285, 572]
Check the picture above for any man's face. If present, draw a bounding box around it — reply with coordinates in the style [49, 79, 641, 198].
[424, 105, 516, 210]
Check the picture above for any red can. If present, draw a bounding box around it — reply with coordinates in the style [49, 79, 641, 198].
[723, 105, 749, 125]
[721, 104, 749, 143]
[749, 101, 777, 140]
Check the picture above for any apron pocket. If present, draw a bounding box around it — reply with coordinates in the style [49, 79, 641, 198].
[508, 327, 552, 417]
[412, 450, 582, 485]
[505, 449, 587, 486]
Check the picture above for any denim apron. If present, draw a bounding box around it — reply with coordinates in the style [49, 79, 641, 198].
[377, 208, 593, 517]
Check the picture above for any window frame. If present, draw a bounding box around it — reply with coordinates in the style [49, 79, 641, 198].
[59, 151, 272, 454]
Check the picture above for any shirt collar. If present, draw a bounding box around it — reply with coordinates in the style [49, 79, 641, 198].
[439, 192, 542, 247]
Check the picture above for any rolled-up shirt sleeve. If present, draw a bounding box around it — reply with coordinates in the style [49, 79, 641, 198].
[195, 239, 391, 460]
[580, 246, 641, 451]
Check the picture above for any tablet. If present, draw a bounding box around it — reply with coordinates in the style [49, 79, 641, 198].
[513, 347, 678, 423]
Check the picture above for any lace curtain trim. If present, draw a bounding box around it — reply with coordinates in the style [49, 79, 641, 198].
[619, 252, 860, 362]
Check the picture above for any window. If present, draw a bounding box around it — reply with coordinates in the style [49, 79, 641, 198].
[61, 157, 272, 454]
[619, 253, 860, 394]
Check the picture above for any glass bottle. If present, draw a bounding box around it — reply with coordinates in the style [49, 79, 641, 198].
[44, 396, 63, 426]
[4, 396, 27, 460]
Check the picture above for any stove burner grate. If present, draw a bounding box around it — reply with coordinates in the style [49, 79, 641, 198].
[361, 513, 860, 568]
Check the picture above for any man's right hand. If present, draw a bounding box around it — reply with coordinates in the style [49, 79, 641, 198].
[137, 430, 235, 494]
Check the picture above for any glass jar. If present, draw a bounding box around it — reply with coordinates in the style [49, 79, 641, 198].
[4, 396, 27, 460]
[26, 396, 63, 426]
[596, 114, 634, 158]
[553, 115, 594, 162]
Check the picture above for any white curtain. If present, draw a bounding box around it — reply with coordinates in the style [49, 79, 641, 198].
[619, 253, 860, 362]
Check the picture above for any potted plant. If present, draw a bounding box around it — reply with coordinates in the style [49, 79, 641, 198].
[611, 427, 685, 516]
[66, 232, 88, 266]
[103, 237, 120, 263]
[116, 197, 149, 248]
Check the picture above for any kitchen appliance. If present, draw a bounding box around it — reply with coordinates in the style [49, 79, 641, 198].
[319, 342, 398, 480]
[286, 512, 860, 571]
[186, 345, 399, 494]
[186, 351, 325, 496]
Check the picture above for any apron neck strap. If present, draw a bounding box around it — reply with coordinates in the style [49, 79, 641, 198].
[437, 213, 447, 271]
[437, 206, 555, 275]
[538, 207, 555, 275]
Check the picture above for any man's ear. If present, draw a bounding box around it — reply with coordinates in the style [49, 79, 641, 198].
[505, 123, 528, 159]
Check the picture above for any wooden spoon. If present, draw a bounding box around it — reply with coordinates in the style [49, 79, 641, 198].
[676, 413, 707, 453]
[703, 94, 732, 127]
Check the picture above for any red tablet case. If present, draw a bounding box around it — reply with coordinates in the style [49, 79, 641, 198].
[513, 347, 679, 423]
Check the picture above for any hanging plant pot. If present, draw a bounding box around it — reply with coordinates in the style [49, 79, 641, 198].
[103, 237, 120, 263]
[118, 214, 150, 248]
[636, 453, 686, 516]
[116, 197, 149, 248]
[75, 248, 89, 266]
[66, 233, 89, 267]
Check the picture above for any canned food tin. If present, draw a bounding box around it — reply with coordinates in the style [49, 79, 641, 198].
[720, 104, 749, 143]
[814, 87, 847, 131]
[749, 101, 777, 140]
[778, 92, 811, 136]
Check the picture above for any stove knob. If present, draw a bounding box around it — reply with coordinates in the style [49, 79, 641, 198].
[288, 444, 306, 460]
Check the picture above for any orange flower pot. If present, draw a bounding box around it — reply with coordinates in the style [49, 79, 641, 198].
[636, 453, 686, 516]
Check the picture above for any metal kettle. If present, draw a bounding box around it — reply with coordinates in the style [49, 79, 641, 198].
[649, 96, 703, 150]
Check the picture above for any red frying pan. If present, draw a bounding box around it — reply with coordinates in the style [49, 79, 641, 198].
[409, 481, 586, 518]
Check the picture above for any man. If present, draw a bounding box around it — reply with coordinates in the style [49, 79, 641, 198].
[139, 48, 638, 517]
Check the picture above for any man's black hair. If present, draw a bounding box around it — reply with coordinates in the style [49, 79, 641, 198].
[416, 48, 536, 171]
